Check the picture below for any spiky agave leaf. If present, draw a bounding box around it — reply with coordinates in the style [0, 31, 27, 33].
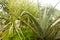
[44, 18, 60, 40]
[21, 11, 44, 39]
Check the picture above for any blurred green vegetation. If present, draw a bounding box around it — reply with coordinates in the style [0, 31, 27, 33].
[0, 0, 60, 40]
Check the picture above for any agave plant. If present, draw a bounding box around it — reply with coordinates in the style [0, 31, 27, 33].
[20, 0, 60, 40]
[21, 7, 60, 40]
